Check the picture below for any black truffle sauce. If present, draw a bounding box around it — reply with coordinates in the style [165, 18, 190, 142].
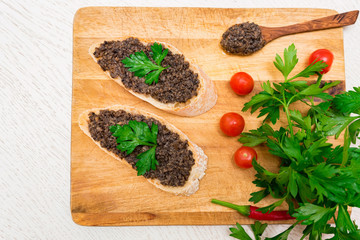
[221, 22, 265, 55]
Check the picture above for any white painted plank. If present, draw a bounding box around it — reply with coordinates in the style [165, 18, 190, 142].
[1, 0, 359, 239]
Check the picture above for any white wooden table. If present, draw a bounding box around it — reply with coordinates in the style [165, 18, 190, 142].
[1, 0, 359, 239]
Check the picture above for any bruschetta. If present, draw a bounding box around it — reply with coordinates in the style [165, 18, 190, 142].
[89, 37, 217, 117]
[78, 105, 208, 196]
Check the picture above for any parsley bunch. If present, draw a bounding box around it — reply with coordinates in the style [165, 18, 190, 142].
[110, 120, 159, 176]
[233, 44, 360, 239]
[122, 42, 169, 85]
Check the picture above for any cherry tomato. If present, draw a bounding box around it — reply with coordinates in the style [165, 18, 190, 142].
[220, 112, 245, 137]
[230, 72, 254, 95]
[308, 49, 334, 74]
[234, 146, 258, 169]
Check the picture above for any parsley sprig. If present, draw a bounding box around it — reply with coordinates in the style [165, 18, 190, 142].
[230, 221, 268, 240]
[232, 44, 360, 239]
[122, 42, 169, 85]
[110, 120, 159, 176]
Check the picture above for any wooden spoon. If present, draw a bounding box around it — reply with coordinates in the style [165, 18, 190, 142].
[221, 10, 359, 55]
[260, 10, 359, 44]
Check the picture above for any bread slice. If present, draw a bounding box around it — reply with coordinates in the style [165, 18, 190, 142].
[89, 38, 217, 117]
[78, 105, 208, 196]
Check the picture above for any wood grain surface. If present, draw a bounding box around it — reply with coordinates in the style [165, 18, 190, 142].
[71, 7, 345, 226]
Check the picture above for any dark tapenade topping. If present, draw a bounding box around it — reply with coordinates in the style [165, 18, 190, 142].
[93, 38, 200, 104]
[88, 109, 195, 187]
[220, 22, 265, 55]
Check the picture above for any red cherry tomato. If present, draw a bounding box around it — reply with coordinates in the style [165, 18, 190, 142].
[230, 72, 254, 95]
[234, 146, 258, 169]
[220, 112, 245, 137]
[308, 49, 334, 74]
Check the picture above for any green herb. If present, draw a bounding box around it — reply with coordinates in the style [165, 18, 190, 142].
[273, 43, 328, 82]
[230, 221, 268, 240]
[230, 44, 360, 239]
[264, 224, 297, 240]
[229, 221, 301, 240]
[150, 42, 169, 65]
[230, 223, 252, 240]
[122, 42, 169, 85]
[109, 120, 159, 175]
[252, 221, 268, 240]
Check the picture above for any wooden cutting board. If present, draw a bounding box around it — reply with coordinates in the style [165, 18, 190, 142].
[71, 7, 345, 226]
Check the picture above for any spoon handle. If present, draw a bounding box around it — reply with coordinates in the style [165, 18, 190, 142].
[261, 10, 359, 43]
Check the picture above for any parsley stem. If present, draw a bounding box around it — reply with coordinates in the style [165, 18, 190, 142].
[283, 102, 294, 137]
[309, 97, 315, 106]
[287, 95, 297, 106]
[272, 96, 285, 106]
[276, 84, 294, 137]
[272, 93, 294, 136]
[316, 73, 323, 85]
[340, 127, 350, 167]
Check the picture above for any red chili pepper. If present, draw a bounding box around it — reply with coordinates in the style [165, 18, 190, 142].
[211, 199, 294, 220]
[248, 206, 293, 220]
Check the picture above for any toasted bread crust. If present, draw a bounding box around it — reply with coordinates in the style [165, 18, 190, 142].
[89, 38, 217, 116]
[78, 105, 208, 196]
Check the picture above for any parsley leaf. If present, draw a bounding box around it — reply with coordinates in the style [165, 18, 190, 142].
[293, 203, 335, 226]
[289, 60, 327, 80]
[230, 221, 268, 240]
[242, 91, 273, 113]
[239, 124, 273, 147]
[349, 119, 360, 144]
[122, 42, 169, 85]
[230, 223, 253, 240]
[252, 221, 268, 240]
[150, 42, 169, 65]
[299, 81, 340, 96]
[256, 198, 285, 214]
[144, 68, 163, 85]
[333, 87, 360, 115]
[273, 43, 327, 82]
[265, 223, 296, 240]
[273, 44, 298, 80]
[320, 115, 359, 139]
[110, 120, 159, 175]
[136, 146, 158, 176]
[337, 205, 357, 233]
